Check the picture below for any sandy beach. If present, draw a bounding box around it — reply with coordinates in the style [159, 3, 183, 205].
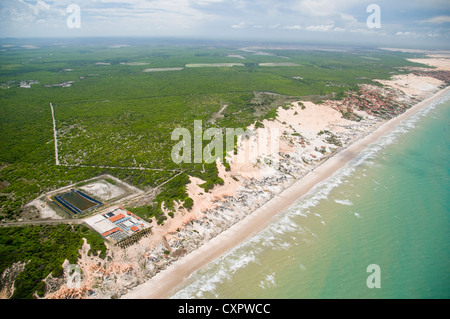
[123, 84, 450, 299]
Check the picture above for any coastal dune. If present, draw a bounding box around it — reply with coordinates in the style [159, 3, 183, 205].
[123, 83, 450, 299]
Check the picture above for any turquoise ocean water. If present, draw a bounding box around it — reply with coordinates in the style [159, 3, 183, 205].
[171, 92, 450, 299]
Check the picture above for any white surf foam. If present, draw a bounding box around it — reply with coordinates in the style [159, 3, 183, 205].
[170, 247, 259, 299]
[334, 199, 353, 206]
[259, 272, 276, 290]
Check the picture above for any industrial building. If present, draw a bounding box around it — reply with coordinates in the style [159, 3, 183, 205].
[84, 207, 151, 244]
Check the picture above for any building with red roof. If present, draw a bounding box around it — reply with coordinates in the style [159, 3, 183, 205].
[109, 214, 125, 223]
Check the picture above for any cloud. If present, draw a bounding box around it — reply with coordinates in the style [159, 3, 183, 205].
[283, 23, 346, 33]
[2, 0, 65, 23]
[1, 0, 225, 37]
[0, 0, 449, 47]
[305, 24, 335, 32]
[419, 15, 450, 24]
[231, 22, 246, 28]
[193, 0, 223, 4]
[291, 0, 339, 17]
[395, 31, 442, 39]
[283, 25, 303, 30]
[396, 31, 417, 36]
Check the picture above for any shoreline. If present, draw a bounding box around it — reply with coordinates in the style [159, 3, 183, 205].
[123, 85, 450, 299]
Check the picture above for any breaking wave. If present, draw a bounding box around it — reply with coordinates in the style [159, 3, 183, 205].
[259, 273, 276, 289]
[334, 199, 353, 206]
[170, 247, 260, 299]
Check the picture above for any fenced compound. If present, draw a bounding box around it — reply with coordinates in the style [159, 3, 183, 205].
[54, 189, 102, 215]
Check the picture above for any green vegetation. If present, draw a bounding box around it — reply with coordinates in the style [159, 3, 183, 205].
[254, 121, 265, 129]
[318, 130, 343, 147]
[0, 224, 106, 299]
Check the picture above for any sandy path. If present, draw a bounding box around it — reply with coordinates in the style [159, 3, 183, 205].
[209, 104, 228, 124]
[123, 85, 450, 299]
[50, 103, 59, 166]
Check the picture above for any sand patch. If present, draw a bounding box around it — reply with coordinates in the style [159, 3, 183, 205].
[278, 101, 352, 138]
[259, 63, 300, 67]
[25, 198, 63, 220]
[185, 63, 244, 68]
[375, 74, 444, 98]
[80, 181, 125, 201]
[407, 57, 450, 71]
[142, 68, 184, 72]
[121, 62, 151, 66]
[226, 54, 246, 59]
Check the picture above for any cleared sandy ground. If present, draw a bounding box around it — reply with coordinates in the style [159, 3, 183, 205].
[407, 57, 450, 71]
[258, 62, 300, 67]
[185, 63, 244, 68]
[142, 67, 184, 72]
[375, 73, 444, 97]
[80, 181, 125, 201]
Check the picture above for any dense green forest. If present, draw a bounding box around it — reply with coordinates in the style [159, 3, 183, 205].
[0, 224, 106, 299]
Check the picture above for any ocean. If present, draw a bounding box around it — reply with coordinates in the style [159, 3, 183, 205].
[170, 92, 450, 299]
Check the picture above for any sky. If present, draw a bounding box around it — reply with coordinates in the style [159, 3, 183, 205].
[1, 0, 450, 48]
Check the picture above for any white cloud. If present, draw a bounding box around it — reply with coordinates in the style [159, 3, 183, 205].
[292, 0, 339, 17]
[1, 0, 223, 37]
[0, 0, 449, 46]
[283, 25, 303, 30]
[283, 23, 346, 33]
[395, 31, 423, 38]
[305, 24, 334, 32]
[333, 26, 346, 32]
[4, 0, 65, 22]
[193, 0, 226, 5]
[420, 15, 450, 24]
[231, 22, 246, 28]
